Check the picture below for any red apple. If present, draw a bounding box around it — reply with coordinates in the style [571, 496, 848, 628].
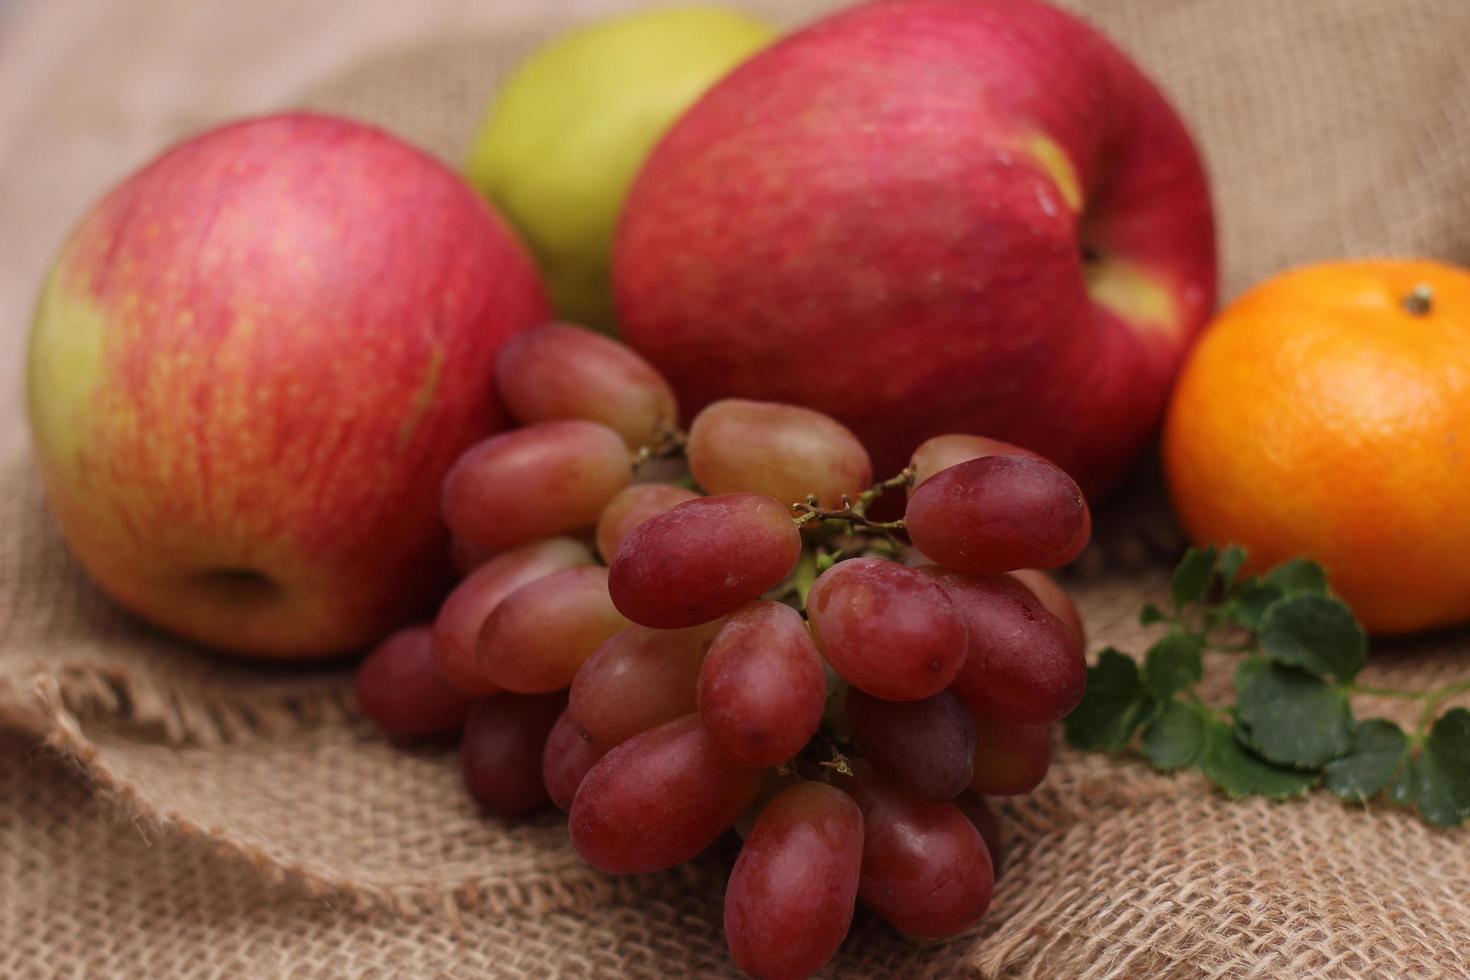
[614, 0, 1216, 495]
[26, 113, 548, 658]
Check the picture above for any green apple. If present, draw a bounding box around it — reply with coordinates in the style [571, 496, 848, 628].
[467, 6, 775, 332]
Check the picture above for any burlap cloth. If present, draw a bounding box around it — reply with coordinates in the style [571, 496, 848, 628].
[5, 1, 1470, 976]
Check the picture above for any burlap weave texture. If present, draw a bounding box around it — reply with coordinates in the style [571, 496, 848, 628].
[4, 1, 1470, 976]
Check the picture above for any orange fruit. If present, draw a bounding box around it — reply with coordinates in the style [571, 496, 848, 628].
[1163, 259, 1470, 634]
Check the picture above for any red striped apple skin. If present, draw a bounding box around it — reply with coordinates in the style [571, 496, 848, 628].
[26, 113, 548, 658]
[614, 0, 1217, 496]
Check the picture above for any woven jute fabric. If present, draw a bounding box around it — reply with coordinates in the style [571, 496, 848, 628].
[4, 1, 1470, 976]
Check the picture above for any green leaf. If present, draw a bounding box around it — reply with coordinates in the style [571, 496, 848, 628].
[1235, 658, 1354, 768]
[1199, 719, 1319, 799]
[1141, 630, 1205, 700]
[1416, 708, 1470, 828]
[1389, 757, 1419, 808]
[1142, 701, 1207, 771]
[1264, 558, 1329, 596]
[1324, 719, 1410, 802]
[1258, 594, 1367, 682]
[1171, 545, 1219, 609]
[1139, 603, 1168, 626]
[1228, 580, 1284, 630]
[1063, 649, 1153, 752]
[1216, 544, 1248, 593]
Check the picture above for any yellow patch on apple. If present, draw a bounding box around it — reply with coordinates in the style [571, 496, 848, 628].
[1086, 258, 1180, 332]
[1025, 134, 1084, 213]
[26, 268, 106, 475]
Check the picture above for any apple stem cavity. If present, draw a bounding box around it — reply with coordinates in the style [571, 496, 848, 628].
[1403, 284, 1435, 317]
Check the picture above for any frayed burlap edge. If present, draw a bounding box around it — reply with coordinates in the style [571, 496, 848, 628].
[19, 667, 723, 922]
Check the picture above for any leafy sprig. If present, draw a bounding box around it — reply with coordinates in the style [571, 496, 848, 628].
[1065, 545, 1470, 827]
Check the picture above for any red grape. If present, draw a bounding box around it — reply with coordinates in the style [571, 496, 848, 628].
[698, 601, 827, 767]
[952, 792, 1006, 879]
[1010, 568, 1086, 648]
[806, 557, 967, 700]
[449, 535, 493, 576]
[542, 707, 607, 812]
[969, 711, 1053, 796]
[356, 627, 472, 739]
[495, 322, 678, 450]
[687, 398, 872, 509]
[595, 482, 700, 563]
[850, 762, 994, 938]
[908, 433, 1042, 491]
[608, 493, 802, 629]
[432, 537, 593, 695]
[904, 454, 1090, 572]
[442, 420, 632, 553]
[921, 566, 1085, 724]
[569, 714, 762, 873]
[460, 692, 566, 815]
[368, 384, 1083, 975]
[724, 782, 863, 980]
[734, 769, 801, 841]
[476, 566, 628, 693]
[569, 621, 721, 747]
[845, 688, 975, 801]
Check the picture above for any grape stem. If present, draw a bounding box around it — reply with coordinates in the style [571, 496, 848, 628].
[630, 426, 688, 468]
[790, 550, 820, 607]
[791, 467, 915, 531]
[779, 728, 859, 782]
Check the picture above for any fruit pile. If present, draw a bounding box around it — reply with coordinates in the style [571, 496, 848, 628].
[356, 323, 1090, 979]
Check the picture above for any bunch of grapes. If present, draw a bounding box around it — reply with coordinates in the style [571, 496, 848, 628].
[355, 323, 1090, 980]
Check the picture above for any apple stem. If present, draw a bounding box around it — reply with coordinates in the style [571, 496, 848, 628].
[1404, 284, 1435, 317]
